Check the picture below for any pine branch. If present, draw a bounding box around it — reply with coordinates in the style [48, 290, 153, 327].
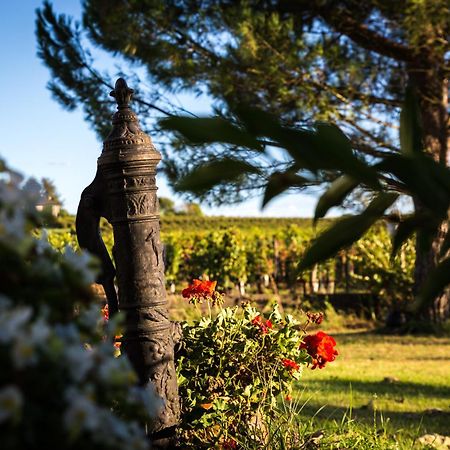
[319, 8, 414, 62]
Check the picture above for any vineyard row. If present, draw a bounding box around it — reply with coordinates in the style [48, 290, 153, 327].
[45, 222, 415, 307]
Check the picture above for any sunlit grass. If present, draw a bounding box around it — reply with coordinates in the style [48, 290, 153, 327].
[294, 332, 450, 444]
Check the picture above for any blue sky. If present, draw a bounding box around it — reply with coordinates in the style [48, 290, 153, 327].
[0, 0, 319, 216]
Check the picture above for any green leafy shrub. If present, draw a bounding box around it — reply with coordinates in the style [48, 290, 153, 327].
[176, 282, 336, 448]
[349, 224, 415, 308]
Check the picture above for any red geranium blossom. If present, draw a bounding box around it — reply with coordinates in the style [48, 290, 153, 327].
[221, 438, 237, 449]
[306, 311, 324, 325]
[300, 331, 338, 369]
[114, 336, 122, 350]
[182, 279, 217, 299]
[282, 358, 300, 372]
[251, 315, 273, 334]
[101, 304, 122, 351]
[182, 279, 224, 306]
[101, 303, 109, 321]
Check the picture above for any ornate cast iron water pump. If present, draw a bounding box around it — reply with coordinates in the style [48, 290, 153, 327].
[76, 78, 179, 447]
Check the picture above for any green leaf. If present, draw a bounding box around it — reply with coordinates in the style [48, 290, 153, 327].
[412, 257, 450, 313]
[391, 216, 420, 258]
[273, 123, 379, 187]
[314, 175, 359, 224]
[160, 116, 263, 151]
[298, 192, 398, 272]
[364, 192, 399, 215]
[262, 171, 309, 207]
[378, 154, 450, 217]
[175, 158, 259, 194]
[313, 123, 380, 188]
[400, 86, 423, 156]
[269, 127, 326, 172]
[391, 214, 439, 259]
[234, 106, 282, 137]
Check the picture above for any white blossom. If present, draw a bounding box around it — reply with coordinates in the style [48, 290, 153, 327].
[97, 409, 131, 444]
[129, 384, 163, 418]
[0, 385, 23, 423]
[54, 323, 80, 343]
[0, 307, 32, 343]
[64, 344, 94, 382]
[0, 166, 152, 448]
[12, 335, 37, 369]
[29, 317, 51, 346]
[78, 303, 103, 330]
[63, 391, 100, 437]
[98, 356, 136, 385]
[63, 247, 97, 284]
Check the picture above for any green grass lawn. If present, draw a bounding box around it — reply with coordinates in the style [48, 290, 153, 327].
[291, 331, 450, 448]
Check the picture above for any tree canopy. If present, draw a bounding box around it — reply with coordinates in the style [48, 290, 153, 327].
[36, 0, 448, 203]
[36, 0, 449, 322]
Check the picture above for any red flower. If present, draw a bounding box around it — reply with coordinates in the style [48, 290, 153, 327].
[101, 304, 109, 321]
[306, 311, 324, 325]
[101, 305, 122, 352]
[300, 331, 338, 369]
[222, 439, 237, 449]
[182, 279, 217, 299]
[282, 358, 300, 372]
[114, 335, 122, 349]
[251, 315, 273, 334]
[251, 315, 262, 326]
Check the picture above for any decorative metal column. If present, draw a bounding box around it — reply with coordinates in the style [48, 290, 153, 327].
[76, 78, 179, 448]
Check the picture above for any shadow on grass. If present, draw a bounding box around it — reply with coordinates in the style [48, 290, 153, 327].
[295, 402, 450, 436]
[301, 378, 450, 400]
[331, 330, 450, 344]
[294, 376, 450, 437]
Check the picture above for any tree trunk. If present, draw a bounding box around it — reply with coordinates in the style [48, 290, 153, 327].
[409, 53, 449, 323]
[412, 206, 449, 322]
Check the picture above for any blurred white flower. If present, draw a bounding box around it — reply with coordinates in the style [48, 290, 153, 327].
[63, 247, 96, 284]
[129, 384, 163, 418]
[0, 164, 153, 448]
[0, 307, 32, 343]
[29, 318, 51, 346]
[63, 392, 100, 438]
[0, 182, 22, 206]
[0, 385, 23, 423]
[0, 209, 26, 240]
[64, 344, 94, 382]
[79, 303, 102, 330]
[54, 323, 80, 343]
[12, 336, 37, 369]
[98, 357, 136, 385]
[125, 421, 149, 450]
[93, 411, 149, 450]
[0, 294, 11, 309]
[98, 409, 131, 443]
[35, 231, 52, 255]
[34, 255, 63, 280]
